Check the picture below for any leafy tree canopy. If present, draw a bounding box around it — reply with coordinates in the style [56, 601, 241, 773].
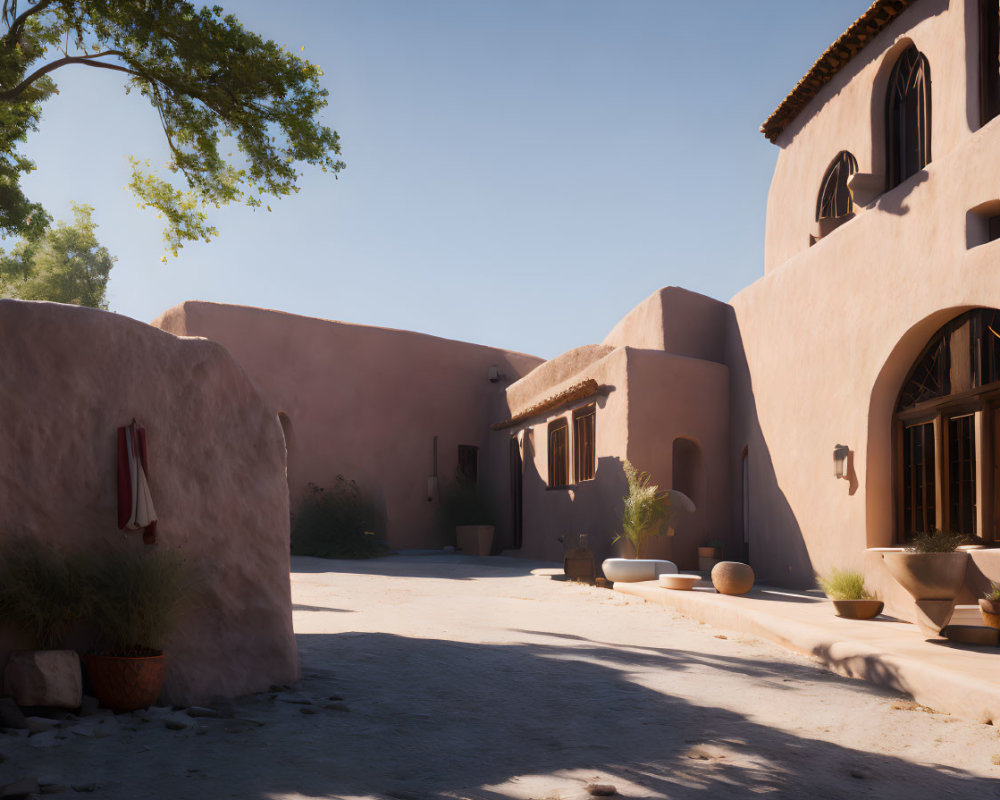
[0, 0, 344, 256]
[0, 202, 114, 307]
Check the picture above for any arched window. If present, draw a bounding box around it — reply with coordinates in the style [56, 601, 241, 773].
[886, 45, 931, 189]
[895, 309, 1000, 541]
[816, 151, 858, 222]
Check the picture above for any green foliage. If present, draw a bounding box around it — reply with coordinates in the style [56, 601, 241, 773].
[985, 581, 1000, 602]
[0, 0, 344, 256]
[85, 546, 196, 656]
[906, 529, 967, 553]
[440, 476, 495, 529]
[291, 479, 383, 559]
[0, 538, 85, 649]
[817, 568, 874, 601]
[614, 460, 671, 559]
[0, 203, 114, 307]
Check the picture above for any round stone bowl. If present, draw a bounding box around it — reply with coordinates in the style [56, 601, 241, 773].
[831, 599, 884, 620]
[658, 573, 701, 591]
[601, 558, 677, 583]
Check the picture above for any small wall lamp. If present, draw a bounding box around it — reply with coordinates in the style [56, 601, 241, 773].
[833, 444, 850, 480]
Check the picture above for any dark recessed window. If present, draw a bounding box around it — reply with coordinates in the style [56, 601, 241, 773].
[981, 0, 1000, 126]
[816, 151, 858, 222]
[886, 45, 931, 190]
[572, 405, 596, 482]
[457, 445, 478, 485]
[548, 419, 569, 488]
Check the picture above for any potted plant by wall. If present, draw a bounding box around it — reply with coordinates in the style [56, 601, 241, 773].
[602, 461, 695, 583]
[0, 539, 85, 708]
[83, 546, 195, 712]
[441, 476, 495, 556]
[881, 530, 970, 636]
[980, 581, 1000, 629]
[817, 568, 883, 620]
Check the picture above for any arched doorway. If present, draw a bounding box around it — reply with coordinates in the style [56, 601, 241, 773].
[894, 308, 1000, 543]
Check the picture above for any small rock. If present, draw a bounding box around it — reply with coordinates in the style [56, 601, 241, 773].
[28, 731, 61, 748]
[24, 718, 59, 735]
[327, 695, 344, 702]
[41, 783, 68, 794]
[223, 719, 263, 734]
[0, 700, 27, 731]
[67, 724, 95, 738]
[277, 693, 312, 705]
[323, 702, 350, 712]
[299, 707, 317, 715]
[70, 784, 98, 793]
[164, 717, 190, 731]
[586, 784, 617, 797]
[186, 707, 219, 719]
[0, 777, 40, 797]
[207, 696, 236, 718]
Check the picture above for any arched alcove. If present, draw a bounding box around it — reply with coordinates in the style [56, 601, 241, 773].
[671, 437, 702, 506]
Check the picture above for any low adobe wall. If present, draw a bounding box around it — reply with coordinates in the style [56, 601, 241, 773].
[0, 300, 297, 705]
[153, 301, 544, 550]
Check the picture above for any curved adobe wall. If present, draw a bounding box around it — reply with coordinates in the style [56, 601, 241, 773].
[0, 300, 297, 705]
[764, 0, 963, 272]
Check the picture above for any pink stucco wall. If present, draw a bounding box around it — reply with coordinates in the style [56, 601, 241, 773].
[0, 300, 296, 704]
[736, 0, 1000, 614]
[504, 288, 731, 568]
[153, 301, 543, 550]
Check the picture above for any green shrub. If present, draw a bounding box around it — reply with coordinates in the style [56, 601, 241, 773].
[85, 546, 196, 656]
[817, 568, 874, 601]
[0, 538, 85, 649]
[614, 461, 670, 559]
[906, 529, 967, 553]
[291, 478, 383, 559]
[985, 581, 1000, 602]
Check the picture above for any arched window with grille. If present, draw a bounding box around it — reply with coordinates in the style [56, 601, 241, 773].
[816, 151, 858, 224]
[895, 308, 1000, 542]
[886, 45, 931, 190]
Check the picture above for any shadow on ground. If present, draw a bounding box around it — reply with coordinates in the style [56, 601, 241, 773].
[160, 630, 994, 799]
[291, 553, 559, 582]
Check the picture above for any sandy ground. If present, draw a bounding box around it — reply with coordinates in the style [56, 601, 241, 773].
[3, 554, 1000, 799]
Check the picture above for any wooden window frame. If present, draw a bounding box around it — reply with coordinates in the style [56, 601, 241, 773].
[457, 444, 479, 485]
[981, 0, 1000, 127]
[572, 404, 596, 483]
[886, 45, 931, 190]
[547, 419, 569, 489]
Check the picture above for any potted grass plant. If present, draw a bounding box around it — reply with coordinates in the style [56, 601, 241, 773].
[817, 568, 883, 620]
[980, 581, 1000, 629]
[602, 461, 694, 583]
[882, 529, 970, 635]
[83, 546, 195, 712]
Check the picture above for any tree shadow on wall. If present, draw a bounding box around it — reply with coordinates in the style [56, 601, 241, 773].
[153, 630, 995, 800]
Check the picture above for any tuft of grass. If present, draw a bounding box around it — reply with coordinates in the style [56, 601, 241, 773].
[0, 538, 85, 649]
[817, 568, 874, 601]
[85, 546, 197, 656]
[986, 581, 1000, 602]
[906, 529, 967, 553]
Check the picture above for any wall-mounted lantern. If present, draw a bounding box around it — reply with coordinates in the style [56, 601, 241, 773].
[833, 444, 850, 480]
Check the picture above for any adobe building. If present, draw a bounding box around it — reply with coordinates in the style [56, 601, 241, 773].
[155, 0, 1000, 622]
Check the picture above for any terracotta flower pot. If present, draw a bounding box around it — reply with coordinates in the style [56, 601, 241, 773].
[980, 598, 1000, 629]
[84, 650, 166, 713]
[831, 599, 884, 620]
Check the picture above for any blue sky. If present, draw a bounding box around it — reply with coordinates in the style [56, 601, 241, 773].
[17, 1, 872, 359]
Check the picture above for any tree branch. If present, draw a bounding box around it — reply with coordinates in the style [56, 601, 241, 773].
[0, 51, 139, 100]
[2, 0, 59, 45]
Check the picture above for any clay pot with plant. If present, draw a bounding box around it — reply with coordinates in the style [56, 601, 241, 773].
[817, 568, 883, 620]
[980, 581, 1000, 629]
[83, 546, 196, 712]
[602, 461, 695, 583]
[881, 530, 969, 636]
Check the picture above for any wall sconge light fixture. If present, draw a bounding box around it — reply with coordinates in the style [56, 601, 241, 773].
[833, 444, 850, 480]
[488, 365, 504, 383]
